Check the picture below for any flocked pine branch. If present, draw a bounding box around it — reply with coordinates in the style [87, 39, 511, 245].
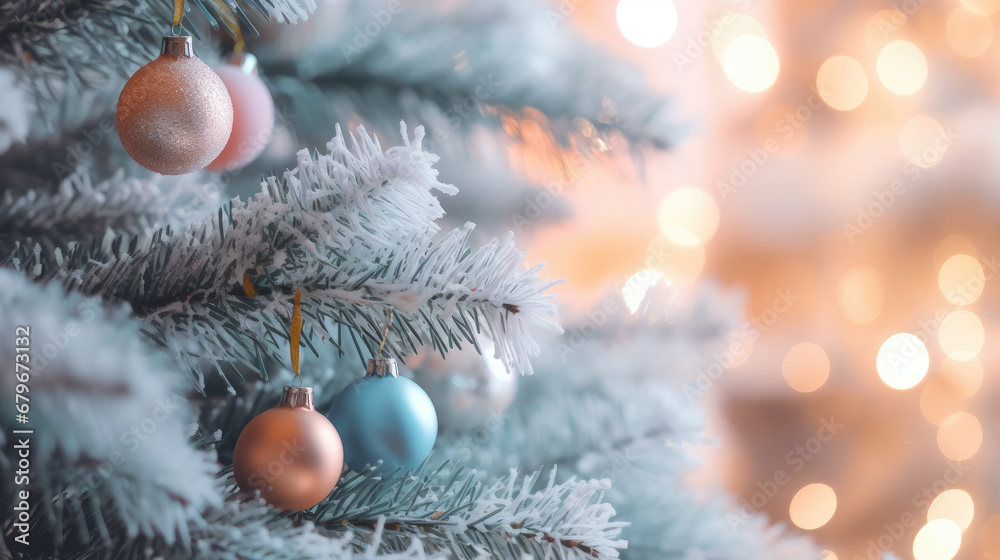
[0, 67, 29, 156]
[108, 486, 441, 560]
[0, 167, 222, 255]
[260, 0, 674, 154]
[429, 285, 818, 560]
[0, 269, 220, 556]
[308, 460, 627, 559]
[5, 124, 561, 392]
[0, 0, 315, 132]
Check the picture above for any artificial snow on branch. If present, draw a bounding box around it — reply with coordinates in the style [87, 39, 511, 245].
[0, 168, 221, 255]
[262, 0, 674, 153]
[0, 0, 316, 131]
[7, 124, 561, 392]
[0, 269, 219, 555]
[309, 461, 627, 559]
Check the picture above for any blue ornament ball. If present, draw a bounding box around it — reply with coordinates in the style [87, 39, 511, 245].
[328, 363, 438, 471]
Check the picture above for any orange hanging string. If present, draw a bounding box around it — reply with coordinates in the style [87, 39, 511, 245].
[213, 0, 246, 52]
[171, 0, 185, 34]
[290, 290, 303, 377]
[242, 273, 258, 297]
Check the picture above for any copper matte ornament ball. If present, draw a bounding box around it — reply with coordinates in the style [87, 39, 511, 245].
[233, 386, 344, 512]
[116, 36, 233, 175]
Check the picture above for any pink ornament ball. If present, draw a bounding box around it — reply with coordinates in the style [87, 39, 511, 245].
[206, 61, 275, 172]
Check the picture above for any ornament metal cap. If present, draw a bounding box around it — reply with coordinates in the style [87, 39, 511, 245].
[160, 35, 193, 58]
[367, 357, 399, 378]
[278, 385, 315, 410]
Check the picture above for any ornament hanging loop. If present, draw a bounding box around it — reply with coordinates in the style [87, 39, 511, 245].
[371, 309, 398, 378]
[377, 309, 394, 358]
[171, 0, 185, 35]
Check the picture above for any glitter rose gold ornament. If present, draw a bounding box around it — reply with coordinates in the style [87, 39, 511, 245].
[116, 36, 233, 175]
[233, 385, 344, 512]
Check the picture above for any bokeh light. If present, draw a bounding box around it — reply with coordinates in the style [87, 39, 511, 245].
[981, 514, 1000, 556]
[723, 35, 780, 93]
[622, 269, 668, 314]
[939, 357, 983, 399]
[789, 483, 837, 530]
[657, 186, 720, 246]
[816, 56, 869, 111]
[937, 412, 983, 461]
[900, 116, 949, 169]
[919, 376, 964, 426]
[616, 0, 678, 48]
[946, 8, 994, 58]
[934, 236, 979, 267]
[928, 489, 974, 532]
[712, 14, 769, 62]
[938, 310, 984, 361]
[913, 519, 962, 560]
[782, 342, 831, 393]
[876, 333, 930, 390]
[866, 11, 908, 48]
[876, 40, 928, 95]
[960, 0, 1000, 15]
[647, 235, 706, 286]
[938, 254, 985, 306]
[837, 266, 883, 325]
[821, 552, 837, 560]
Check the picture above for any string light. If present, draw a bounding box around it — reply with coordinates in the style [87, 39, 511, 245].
[919, 378, 964, 426]
[876, 40, 928, 95]
[816, 56, 869, 111]
[946, 8, 994, 58]
[939, 357, 983, 399]
[616, 0, 678, 48]
[782, 342, 830, 393]
[876, 333, 929, 390]
[938, 254, 985, 305]
[960, 0, 1000, 16]
[913, 519, 962, 560]
[928, 489, 974, 532]
[712, 14, 769, 63]
[937, 412, 982, 461]
[723, 35, 780, 93]
[622, 269, 669, 313]
[789, 483, 837, 530]
[938, 310, 984, 361]
[657, 186, 720, 246]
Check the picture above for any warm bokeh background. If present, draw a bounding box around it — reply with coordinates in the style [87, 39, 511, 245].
[515, 1, 1000, 559]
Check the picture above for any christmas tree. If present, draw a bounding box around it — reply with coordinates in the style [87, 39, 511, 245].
[1, 0, 830, 558]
